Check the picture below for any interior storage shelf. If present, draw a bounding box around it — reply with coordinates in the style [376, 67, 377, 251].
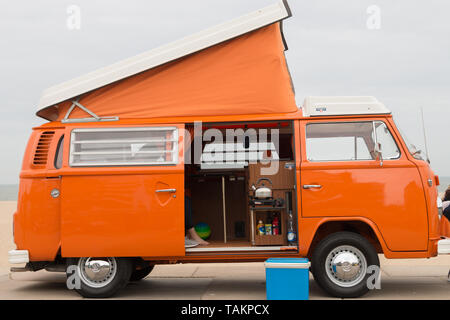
[250, 207, 287, 246]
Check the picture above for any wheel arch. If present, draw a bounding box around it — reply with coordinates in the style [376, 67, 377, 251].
[306, 218, 388, 259]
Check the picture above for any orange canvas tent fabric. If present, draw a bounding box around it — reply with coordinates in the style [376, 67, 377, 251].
[40, 23, 297, 121]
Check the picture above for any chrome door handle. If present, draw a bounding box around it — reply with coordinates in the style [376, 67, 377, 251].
[303, 185, 322, 189]
[155, 188, 177, 193]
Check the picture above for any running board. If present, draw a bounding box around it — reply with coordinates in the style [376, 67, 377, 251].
[186, 246, 297, 253]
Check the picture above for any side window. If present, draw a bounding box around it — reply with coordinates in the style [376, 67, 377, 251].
[70, 127, 179, 167]
[373, 121, 400, 159]
[54, 135, 64, 169]
[306, 122, 375, 161]
[306, 121, 400, 162]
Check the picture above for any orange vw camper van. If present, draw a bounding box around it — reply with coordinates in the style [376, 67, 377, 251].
[8, 1, 447, 298]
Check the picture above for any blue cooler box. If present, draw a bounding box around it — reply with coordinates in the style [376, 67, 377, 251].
[265, 258, 310, 300]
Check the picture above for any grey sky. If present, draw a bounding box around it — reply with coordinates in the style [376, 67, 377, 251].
[0, 0, 449, 184]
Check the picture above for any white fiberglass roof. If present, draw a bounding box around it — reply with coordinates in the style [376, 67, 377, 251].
[302, 96, 391, 117]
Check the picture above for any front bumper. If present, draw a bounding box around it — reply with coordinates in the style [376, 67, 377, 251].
[437, 239, 450, 255]
[8, 250, 29, 264]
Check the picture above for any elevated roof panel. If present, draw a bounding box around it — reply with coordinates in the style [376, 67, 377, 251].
[37, 1, 292, 115]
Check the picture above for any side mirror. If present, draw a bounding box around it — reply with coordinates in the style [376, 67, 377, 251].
[374, 143, 383, 166]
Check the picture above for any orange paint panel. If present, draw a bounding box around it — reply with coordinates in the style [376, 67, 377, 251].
[13, 129, 64, 261]
[61, 173, 184, 257]
[60, 123, 186, 258]
[15, 178, 61, 261]
[299, 118, 429, 252]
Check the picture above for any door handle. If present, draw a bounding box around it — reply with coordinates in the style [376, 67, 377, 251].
[155, 188, 177, 193]
[303, 185, 322, 189]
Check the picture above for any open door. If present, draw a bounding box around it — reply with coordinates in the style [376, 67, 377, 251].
[60, 124, 185, 258]
[184, 120, 299, 253]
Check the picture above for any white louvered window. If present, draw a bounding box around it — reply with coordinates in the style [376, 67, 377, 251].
[70, 127, 178, 167]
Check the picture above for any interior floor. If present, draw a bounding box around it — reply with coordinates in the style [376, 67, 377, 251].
[195, 240, 251, 248]
[185, 240, 298, 253]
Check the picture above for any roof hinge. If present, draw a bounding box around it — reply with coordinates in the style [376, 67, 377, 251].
[61, 99, 119, 123]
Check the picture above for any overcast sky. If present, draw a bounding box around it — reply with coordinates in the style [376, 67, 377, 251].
[0, 0, 449, 184]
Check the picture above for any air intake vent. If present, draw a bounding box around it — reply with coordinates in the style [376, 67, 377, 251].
[33, 131, 55, 166]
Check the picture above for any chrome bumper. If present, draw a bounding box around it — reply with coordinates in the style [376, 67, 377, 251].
[8, 250, 29, 264]
[438, 239, 450, 255]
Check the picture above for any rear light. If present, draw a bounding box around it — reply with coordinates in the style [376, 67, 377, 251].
[435, 175, 440, 186]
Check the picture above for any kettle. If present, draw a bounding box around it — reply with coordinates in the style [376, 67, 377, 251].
[252, 178, 273, 199]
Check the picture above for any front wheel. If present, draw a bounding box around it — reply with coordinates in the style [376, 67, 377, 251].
[311, 232, 380, 298]
[66, 257, 132, 298]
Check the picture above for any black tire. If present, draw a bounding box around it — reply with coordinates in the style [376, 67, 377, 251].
[311, 232, 380, 298]
[129, 265, 154, 282]
[66, 257, 132, 298]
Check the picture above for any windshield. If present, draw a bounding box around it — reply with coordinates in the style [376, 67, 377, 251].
[394, 121, 425, 161]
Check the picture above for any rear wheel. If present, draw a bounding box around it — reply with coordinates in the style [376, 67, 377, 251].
[66, 257, 132, 298]
[311, 232, 379, 298]
[130, 265, 154, 281]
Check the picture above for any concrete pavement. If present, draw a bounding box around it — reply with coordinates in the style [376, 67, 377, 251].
[0, 257, 449, 300]
[0, 202, 15, 275]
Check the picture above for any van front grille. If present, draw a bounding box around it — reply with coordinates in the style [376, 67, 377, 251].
[33, 131, 55, 167]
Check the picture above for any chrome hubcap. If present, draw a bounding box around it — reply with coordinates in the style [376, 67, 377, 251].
[78, 257, 117, 288]
[325, 245, 367, 287]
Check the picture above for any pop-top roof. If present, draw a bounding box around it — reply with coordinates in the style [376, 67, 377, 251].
[302, 96, 391, 117]
[36, 1, 294, 121]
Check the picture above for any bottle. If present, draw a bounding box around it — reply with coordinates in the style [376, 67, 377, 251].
[287, 211, 296, 245]
[257, 220, 265, 235]
[272, 215, 279, 235]
[265, 224, 272, 235]
[286, 191, 297, 246]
